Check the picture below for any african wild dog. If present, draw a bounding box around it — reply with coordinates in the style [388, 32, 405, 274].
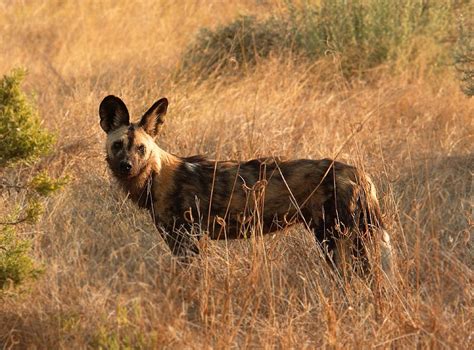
[99, 95, 394, 279]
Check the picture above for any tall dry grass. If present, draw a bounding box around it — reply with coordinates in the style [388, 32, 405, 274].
[0, 0, 472, 348]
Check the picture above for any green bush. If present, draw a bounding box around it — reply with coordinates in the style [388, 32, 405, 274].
[179, 0, 460, 79]
[0, 69, 65, 291]
[0, 226, 42, 289]
[179, 16, 294, 78]
[454, 10, 473, 96]
[0, 172, 67, 290]
[0, 68, 55, 166]
[30, 171, 69, 197]
[92, 305, 158, 349]
[292, 0, 454, 76]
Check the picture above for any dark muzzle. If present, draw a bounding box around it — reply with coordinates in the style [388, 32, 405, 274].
[119, 160, 132, 175]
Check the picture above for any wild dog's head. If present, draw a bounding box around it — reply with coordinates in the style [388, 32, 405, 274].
[99, 96, 168, 179]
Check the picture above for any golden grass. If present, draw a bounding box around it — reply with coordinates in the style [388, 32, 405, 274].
[1, 1, 473, 348]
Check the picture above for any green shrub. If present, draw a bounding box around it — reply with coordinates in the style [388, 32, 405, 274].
[0, 69, 65, 291]
[30, 171, 69, 197]
[92, 305, 157, 349]
[179, 0, 460, 79]
[179, 16, 294, 78]
[454, 9, 473, 96]
[0, 226, 42, 289]
[0, 173, 67, 290]
[0, 68, 55, 166]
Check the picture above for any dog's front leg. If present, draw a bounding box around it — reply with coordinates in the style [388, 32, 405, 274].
[159, 221, 200, 260]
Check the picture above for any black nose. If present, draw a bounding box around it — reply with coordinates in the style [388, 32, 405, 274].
[120, 161, 132, 173]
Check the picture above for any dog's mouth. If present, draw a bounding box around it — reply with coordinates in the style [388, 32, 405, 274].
[113, 168, 135, 179]
[112, 166, 146, 180]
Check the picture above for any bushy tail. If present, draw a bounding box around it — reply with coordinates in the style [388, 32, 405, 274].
[356, 173, 395, 281]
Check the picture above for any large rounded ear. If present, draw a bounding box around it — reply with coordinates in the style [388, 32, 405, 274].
[138, 98, 168, 138]
[99, 95, 130, 133]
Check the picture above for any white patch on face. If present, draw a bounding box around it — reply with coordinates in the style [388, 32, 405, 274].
[185, 163, 198, 173]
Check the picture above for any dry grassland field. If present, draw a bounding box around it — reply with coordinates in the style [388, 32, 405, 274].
[0, 1, 473, 349]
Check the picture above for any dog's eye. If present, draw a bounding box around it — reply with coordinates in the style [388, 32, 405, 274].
[112, 141, 123, 151]
[137, 145, 145, 154]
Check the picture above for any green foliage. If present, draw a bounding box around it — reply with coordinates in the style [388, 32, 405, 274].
[93, 329, 157, 350]
[0, 226, 42, 289]
[454, 9, 473, 96]
[180, 16, 293, 78]
[0, 68, 55, 166]
[92, 305, 157, 349]
[291, 0, 454, 77]
[22, 199, 45, 225]
[30, 171, 69, 197]
[180, 0, 459, 79]
[0, 69, 67, 291]
[0, 172, 68, 290]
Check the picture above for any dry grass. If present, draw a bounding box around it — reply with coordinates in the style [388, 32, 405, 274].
[1, 1, 473, 348]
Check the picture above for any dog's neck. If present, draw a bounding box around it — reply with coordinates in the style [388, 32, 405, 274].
[115, 143, 179, 209]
